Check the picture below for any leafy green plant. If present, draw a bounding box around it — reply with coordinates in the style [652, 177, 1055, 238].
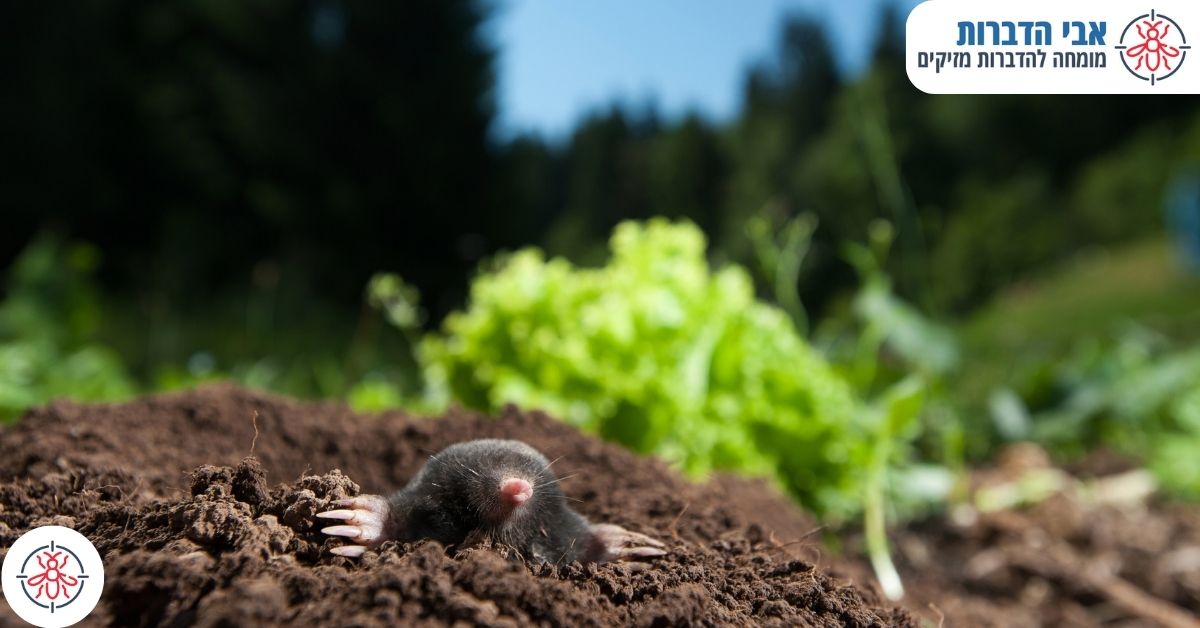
[421, 218, 914, 521]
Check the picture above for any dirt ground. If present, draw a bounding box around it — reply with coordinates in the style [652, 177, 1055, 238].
[3, 385, 1198, 627]
[880, 453, 1200, 628]
[0, 385, 914, 627]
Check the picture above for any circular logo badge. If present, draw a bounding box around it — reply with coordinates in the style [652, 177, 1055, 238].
[1115, 10, 1190, 85]
[2, 526, 104, 628]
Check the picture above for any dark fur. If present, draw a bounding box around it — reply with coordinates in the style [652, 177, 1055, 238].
[384, 439, 595, 563]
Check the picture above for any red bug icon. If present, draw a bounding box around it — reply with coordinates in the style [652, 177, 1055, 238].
[1125, 20, 1181, 72]
[25, 551, 79, 602]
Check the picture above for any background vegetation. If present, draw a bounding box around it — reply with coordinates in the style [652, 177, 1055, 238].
[3, 0, 1200, 540]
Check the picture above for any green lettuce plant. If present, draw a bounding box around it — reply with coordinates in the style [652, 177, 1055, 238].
[421, 218, 899, 521]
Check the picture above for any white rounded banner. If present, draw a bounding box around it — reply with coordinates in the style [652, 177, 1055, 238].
[907, 1, 1198, 93]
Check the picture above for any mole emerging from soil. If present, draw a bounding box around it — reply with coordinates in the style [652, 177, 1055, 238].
[317, 439, 667, 564]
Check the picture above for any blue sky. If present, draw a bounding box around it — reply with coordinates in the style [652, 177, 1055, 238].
[489, 0, 922, 138]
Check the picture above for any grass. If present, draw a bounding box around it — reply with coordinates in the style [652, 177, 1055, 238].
[948, 238, 1200, 453]
[965, 238, 1200, 352]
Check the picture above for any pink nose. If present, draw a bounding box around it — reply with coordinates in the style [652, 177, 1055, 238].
[499, 477, 533, 506]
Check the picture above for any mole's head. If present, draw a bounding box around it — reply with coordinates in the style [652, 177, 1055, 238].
[416, 439, 562, 531]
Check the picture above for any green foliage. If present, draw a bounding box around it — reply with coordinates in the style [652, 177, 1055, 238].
[422, 219, 886, 520]
[367, 273, 425, 333]
[957, 239, 1200, 498]
[3, 0, 1198, 528]
[0, 234, 429, 420]
[0, 235, 136, 421]
[347, 373, 408, 413]
[1009, 331, 1200, 499]
[838, 221, 959, 383]
[863, 375, 926, 599]
[746, 212, 816, 335]
[816, 221, 960, 516]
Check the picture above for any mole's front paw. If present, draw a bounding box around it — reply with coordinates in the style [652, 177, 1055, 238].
[586, 523, 667, 563]
[317, 494, 390, 557]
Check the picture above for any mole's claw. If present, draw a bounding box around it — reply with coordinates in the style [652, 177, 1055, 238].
[330, 545, 367, 558]
[316, 509, 357, 520]
[317, 494, 391, 556]
[322, 525, 363, 538]
[623, 545, 668, 558]
[587, 523, 668, 563]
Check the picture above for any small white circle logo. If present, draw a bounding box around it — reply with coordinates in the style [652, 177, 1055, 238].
[2, 526, 104, 628]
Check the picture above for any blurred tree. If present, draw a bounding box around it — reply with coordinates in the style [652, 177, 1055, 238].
[542, 106, 659, 261]
[726, 14, 840, 225]
[492, 134, 566, 250]
[0, 0, 500, 319]
[722, 15, 846, 309]
[3, 0, 1200, 382]
[647, 114, 726, 236]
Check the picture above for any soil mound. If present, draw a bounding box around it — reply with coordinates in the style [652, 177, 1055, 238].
[0, 384, 914, 626]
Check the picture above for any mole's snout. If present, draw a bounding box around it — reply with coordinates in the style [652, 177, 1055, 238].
[499, 477, 533, 506]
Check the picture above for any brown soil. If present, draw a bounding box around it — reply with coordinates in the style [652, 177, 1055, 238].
[895, 486, 1200, 627]
[889, 498, 1200, 628]
[838, 447, 1200, 628]
[0, 384, 914, 627]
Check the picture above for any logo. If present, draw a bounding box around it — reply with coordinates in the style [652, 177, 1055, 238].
[906, 0, 1200, 94]
[1116, 10, 1190, 84]
[2, 526, 104, 628]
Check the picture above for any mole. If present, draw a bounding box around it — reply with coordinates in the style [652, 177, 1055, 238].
[317, 439, 667, 564]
